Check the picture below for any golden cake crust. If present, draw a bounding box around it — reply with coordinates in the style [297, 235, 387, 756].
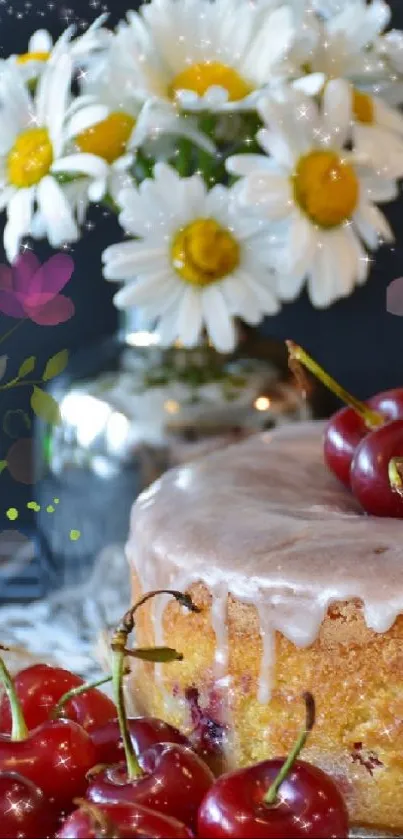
[129, 574, 403, 834]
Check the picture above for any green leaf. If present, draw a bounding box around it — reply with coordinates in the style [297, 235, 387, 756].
[0, 461, 7, 475]
[30, 386, 61, 426]
[43, 350, 69, 382]
[0, 356, 7, 382]
[18, 356, 35, 378]
[125, 646, 184, 663]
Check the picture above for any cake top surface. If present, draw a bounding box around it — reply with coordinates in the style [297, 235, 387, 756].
[129, 421, 403, 641]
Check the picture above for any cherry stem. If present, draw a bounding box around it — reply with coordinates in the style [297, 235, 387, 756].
[51, 673, 116, 720]
[111, 589, 199, 781]
[286, 340, 384, 430]
[389, 457, 403, 498]
[73, 799, 121, 838]
[0, 655, 28, 741]
[264, 692, 315, 806]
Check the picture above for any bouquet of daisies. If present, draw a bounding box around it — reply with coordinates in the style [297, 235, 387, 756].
[1, 0, 403, 352]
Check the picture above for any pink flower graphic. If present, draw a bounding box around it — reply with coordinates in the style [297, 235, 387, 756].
[387, 277, 403, 316]
[0, 252, 75, 325]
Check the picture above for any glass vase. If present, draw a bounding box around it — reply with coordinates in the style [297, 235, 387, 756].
[32, 310, 312, 596]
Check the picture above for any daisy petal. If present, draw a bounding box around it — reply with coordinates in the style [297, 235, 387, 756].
[354, 201, 394, 249]
[29, 29, 53, 53]
[323, 78, 352, 148]
[177, 287, 203, 347]
[4, 188, 35, 264]
[202, 285, 236, 353]
[64, 104, 109, 142]
[37, 176, 79, 248]
[51, 154, 109, 179]
[113, 271, 174, 307]
[308, 236, 340, 308]
[226, 154, 278, 177]
[238, 172, 292, 220]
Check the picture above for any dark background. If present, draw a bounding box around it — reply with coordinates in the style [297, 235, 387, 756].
[0, 0, 403, 530]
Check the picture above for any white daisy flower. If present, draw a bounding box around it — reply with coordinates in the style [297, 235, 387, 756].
[11, 16, 111, 85]
[227, 89, 396, 309]
[323, 78, 403, 179]
[0, 51, 109, 262]
[102, 163, 280, 353]
[293, 0, 391, 90]
[72, 33, 216, 207]
[115, 0, 295, 113]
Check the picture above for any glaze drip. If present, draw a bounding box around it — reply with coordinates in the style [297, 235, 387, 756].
[128, 422, 403, 704]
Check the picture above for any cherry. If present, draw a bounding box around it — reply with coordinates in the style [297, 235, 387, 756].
[86, 590, 210, 831]
[87, 742, 214, 831]
[58, 799, 194, 838]
[0, 656, 97, 811]
[350, 418, 403, 517]
[198, 694, 349, 839]
[0, 771, 59, 838]
[90, 717, 189, 766]
[0, 663, 116, 734]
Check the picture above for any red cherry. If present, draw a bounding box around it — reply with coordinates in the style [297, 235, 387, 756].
[350, 419, 403, 517]
[197, 758, 349, 839]
[324, 390, 403, 489]
[286, 341, 400, 489]
[0, 719, 97, 810]
[0, 771, 59, 839]
[0, 655, 98, 811]
[0, 664, 116, 733]
[58, 800, 194, 838]
[86, 742, 214, 830]
[198, 692, 348, 839]
[90, 717, 189, 766]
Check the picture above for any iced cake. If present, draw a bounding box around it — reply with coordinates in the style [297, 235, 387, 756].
[126, 421, 403, 834]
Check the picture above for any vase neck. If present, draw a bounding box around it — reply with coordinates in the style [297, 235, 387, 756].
[119, 308, 160, 348]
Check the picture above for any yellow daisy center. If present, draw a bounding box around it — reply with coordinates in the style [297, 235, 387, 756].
[17, 51, 50, 65]
[75, 112, 136, 164]
[8, 128, 53, 188]
[293, 150, 359, 229]
[352, 89, 375, 125]
[171, 219, 240, 287]
[169, 62, 252, 103]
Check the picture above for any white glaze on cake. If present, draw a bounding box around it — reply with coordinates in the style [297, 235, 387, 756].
[127, 421, 403, 702]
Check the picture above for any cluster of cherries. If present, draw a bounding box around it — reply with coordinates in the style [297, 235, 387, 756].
[0, 590, 350, 839]
[288, 341, 403, 518]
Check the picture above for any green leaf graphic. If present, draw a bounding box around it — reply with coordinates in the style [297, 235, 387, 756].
[31, 386, 61, 426]
[3, 409, 31, 438]
[0, 461, 7, 475]
[43, 349, 69, 382]
[0, 356, 7, 382]
[18, 356, 36, 378]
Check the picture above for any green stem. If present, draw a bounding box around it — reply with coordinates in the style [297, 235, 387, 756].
[112, 636, 142, 780]
[264, 693, 315, 806]
[0, 656, 28, 741]
[51, 674, 115, 720]
[0, 379, 42, 391]
[110, 589, 200, 781]
[176, 138, 193, 177]
[286, 340, 384, 430]
[389, 458, 403, 498]
[0, 319, 25, 348]
[197, 114, 216, 184]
